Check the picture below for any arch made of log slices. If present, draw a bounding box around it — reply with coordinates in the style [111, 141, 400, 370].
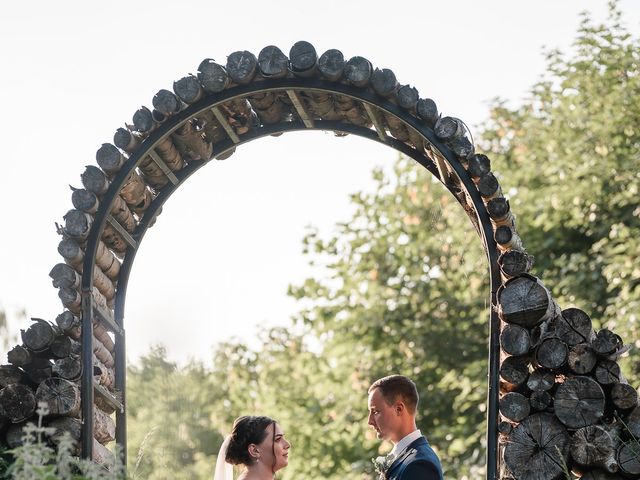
[11, 41, 631, 479]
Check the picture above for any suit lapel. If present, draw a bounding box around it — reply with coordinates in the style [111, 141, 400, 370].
[385, 437, 427, 479]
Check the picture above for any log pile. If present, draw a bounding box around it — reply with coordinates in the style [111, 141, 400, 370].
[0, 41, 636, 478]
[497, 275, 640, 479]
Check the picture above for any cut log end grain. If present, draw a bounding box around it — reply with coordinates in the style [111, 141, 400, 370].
[198, 59, 229, 93]
[173, 75, 203, 104]
[434, 116, 464, 142]
[500, 392, 530, 422]
[500, 355, 529, 387]
[557, 308, 594, 346]
[132, 106, 155, 134]
[536, 337, 568, 369]
[289, 41, 317, 76]
[416, 98, 438, 127]
[371, 68, 397, 97]
[568, 343, 597, 374]
[499, 250, 533, 278]
[226, 50, 258, 85]
[317, 49, 345, 81]
[504, 413, 570, 480]
[35, 377, 81, 417]
[500, 324, 531, 356]
[344, 56, 372, 87]
[611, 382, 638, 411]
[258, 45, 289, 78]
[96, 143, 124, 174]
[527, 369, 555, 392]
[396, 85, 419, 110]
[468, 153, 491, 178]
[498, 275, 557, 328]
[0, 384, 36, 423]
[153, 89, 182, 116]
[571, 425, 618, 473]
[555, 376, 605, 428]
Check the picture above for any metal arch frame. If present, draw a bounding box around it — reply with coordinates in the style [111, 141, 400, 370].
[80, 77, 502, 478]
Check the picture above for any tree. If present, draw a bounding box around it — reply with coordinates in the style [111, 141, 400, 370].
[479, 1, 640, 377]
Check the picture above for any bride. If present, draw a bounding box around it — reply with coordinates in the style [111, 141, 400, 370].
[214, 415, 291, 480]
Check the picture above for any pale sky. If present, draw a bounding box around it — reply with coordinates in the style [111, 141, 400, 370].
[1, 1, 638, 366]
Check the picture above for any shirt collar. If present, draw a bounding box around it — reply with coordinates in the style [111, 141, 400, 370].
[390, 429, 422, 458]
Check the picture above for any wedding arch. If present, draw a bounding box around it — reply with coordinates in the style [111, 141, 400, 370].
[3, 42, 637, 480]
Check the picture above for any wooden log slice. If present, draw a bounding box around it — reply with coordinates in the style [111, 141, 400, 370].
[434, 116, 464, 142]
[197, 59, 229, 93]
[36, 377, 81, 417]
[503, 413, 570, 480]
[21, 318, 58, 352]
[499, 250, 534, 278]
[153, 89, 182, 116]
[53, 355, 82, 382]
[467, 153, 491, 179]
[113, 127, 141, 153]
[289, 40, 317, 77]
[487, 198, 513, 226]
[499, 355, 529, 388]
[498, 420, 513, 436]
[449, 136, 475, 158]
[55, 311, 81, 339]
[595, 360, 622, 385]
[416, 98, 439, 127]
[556, 308, 594, 346]
[132, 106, 155, 134]
[478, 172, 502, 199]
[152, 108, 166, 123]
[611, 383, 638, 411]
[173, 75, 204, 104]
[96, 143, 124, 175]
[71, 187, 99, 213]
[226, 50, 258, 85]
[529, 390, 552, 411]
[318, 49, 345, 81]
[258, 45, 289, 78]
[396, 85, 419, 111]
[500, 392, 530, 422]
[0, 365, 25, 387]
[80, 165, 109, 196]
[6, 420, 35, 447]
[172, 120, 213, 161]
[47, 416, 82, 452]
[497, 274, 558, 328]
[50, 334, 74, 358]
[571, 425, 618, 473]
[7, 345, 32, 367]
[94, 406, 116, 444]
[0, 384, 36, 423]
[536, 337, 568, 369]
[344, 56, 372, 87]
[617, 441, 640, 476]
[593, 329, 622, 357]
[527, 369, 555, 392]
[555, 376, 605, 428]
[568, 343, 597, 374]
[371, 68, 398, 97]
[500, 324, 531, 356]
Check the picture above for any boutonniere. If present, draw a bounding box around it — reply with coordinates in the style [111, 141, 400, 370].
[372, 454, 394, 477]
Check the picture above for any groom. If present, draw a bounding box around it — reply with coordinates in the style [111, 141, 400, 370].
[367, 375, 444, 479]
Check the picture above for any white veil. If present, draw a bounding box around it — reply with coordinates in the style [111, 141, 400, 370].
[213, 435, 234, 480]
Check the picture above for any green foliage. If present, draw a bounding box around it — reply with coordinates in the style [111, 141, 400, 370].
[125, 346, 223, 479]
[479, 1, 640, 376]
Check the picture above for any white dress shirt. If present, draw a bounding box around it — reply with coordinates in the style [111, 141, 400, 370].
[389, 429, 422, 460]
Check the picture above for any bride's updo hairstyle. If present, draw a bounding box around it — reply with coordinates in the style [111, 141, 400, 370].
[225, 415, 276, 466]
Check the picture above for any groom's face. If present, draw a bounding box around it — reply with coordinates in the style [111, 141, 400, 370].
[368, 387, 400, 442]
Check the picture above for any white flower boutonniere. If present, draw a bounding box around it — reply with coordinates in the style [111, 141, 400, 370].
[372, 454, 394, 478]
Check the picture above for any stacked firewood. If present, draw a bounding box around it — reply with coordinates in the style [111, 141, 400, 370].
[496, 274, 640, 479]
[0, 316, 116, 465]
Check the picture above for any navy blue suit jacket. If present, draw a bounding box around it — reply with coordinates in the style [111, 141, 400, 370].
[385, 436, 444, 480]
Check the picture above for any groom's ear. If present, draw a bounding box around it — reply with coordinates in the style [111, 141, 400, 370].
[394, 401, 405, 415]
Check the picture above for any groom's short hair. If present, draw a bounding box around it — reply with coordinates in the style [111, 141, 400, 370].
[368, 375, 419, 414]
